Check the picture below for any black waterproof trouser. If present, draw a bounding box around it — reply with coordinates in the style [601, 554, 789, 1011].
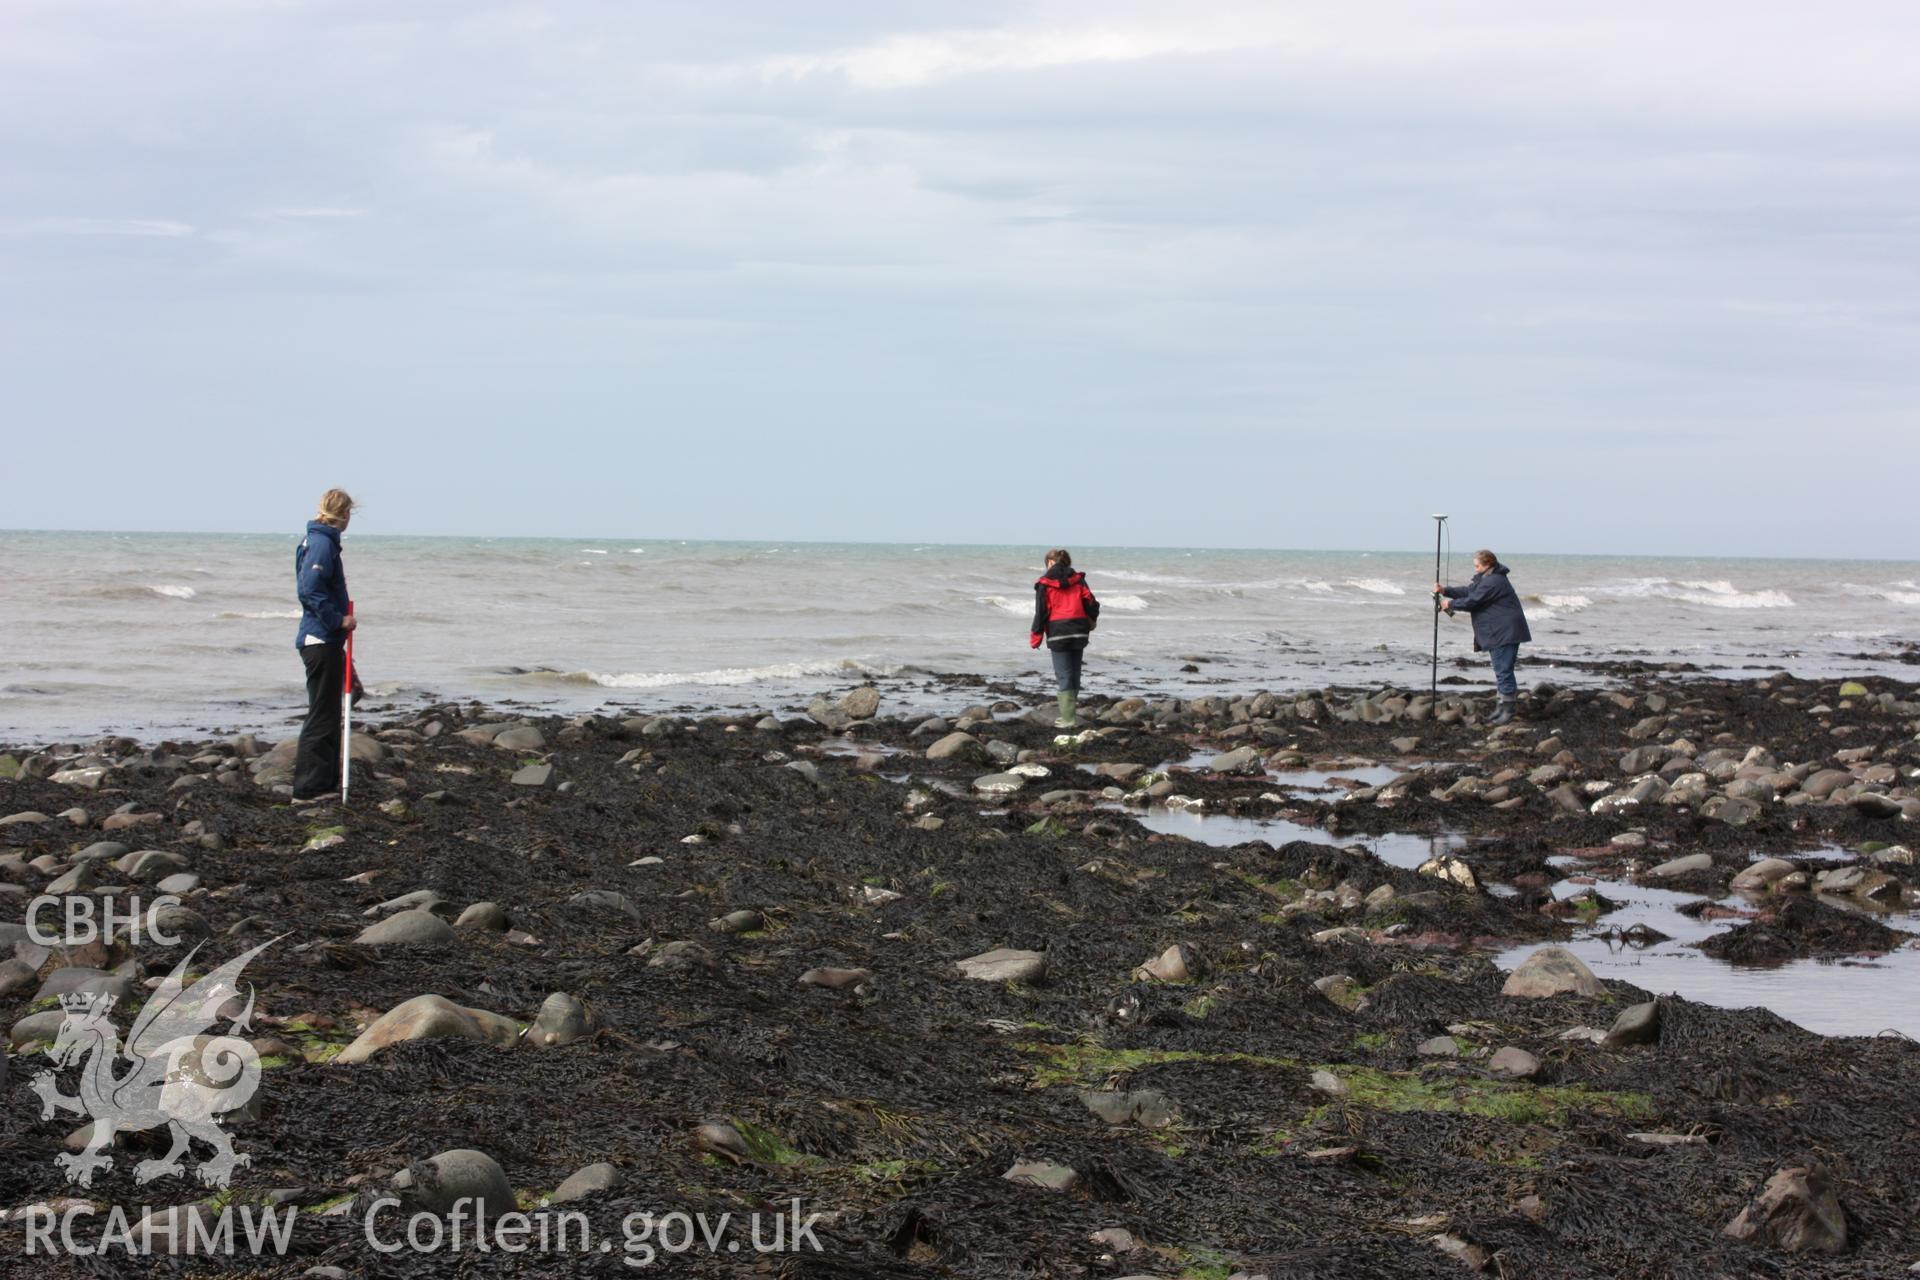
[293, 642, 345, 798]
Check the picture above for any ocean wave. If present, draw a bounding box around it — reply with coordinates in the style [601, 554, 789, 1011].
[1344, 578, 1405, 596]
[1612, 578, 1794, 609]
[150, 585, 197, 600]
[1102, 569, 1203, 586]
[1842, 581, 1920, 606]
[1301, 580, 1334, 593]
[1103, 594, 1149, 611]
[515, 659, 904, 690]
[580, 548, 608, 555]
[978, 595, 1029, 615]
[1536, 594, 1592, 612]
[214, 609, 301, 620]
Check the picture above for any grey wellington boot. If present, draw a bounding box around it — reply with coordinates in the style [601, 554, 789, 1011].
[1056, 691, 1078, 729]
[1486, 697, 1517, 726]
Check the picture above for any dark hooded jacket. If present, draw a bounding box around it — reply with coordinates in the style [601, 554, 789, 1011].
[294, 520, 350, 648]
[1441, 562, 1531, 651]
[1031, 564, 1100, 649]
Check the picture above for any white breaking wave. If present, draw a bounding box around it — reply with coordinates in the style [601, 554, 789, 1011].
[978, 595, 1029, 614]
[1613, 578, 1794, 609]
[1345, 578, 1406, 595]
[215, 609, 301, 620]
[580, 548, 608, 555]
[1102, 594, 1149, 611]
[1869, 581, 1920, 606]
[568, 659, 903, 689]
[1538, 594, 1592, 612]
[1101, 569, 1203, 586]
[628, 548, 647, 554]
[149, 585, 197, 599]
[1301, 580, 1335, 593]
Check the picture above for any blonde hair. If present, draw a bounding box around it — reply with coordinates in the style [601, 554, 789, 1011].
[315, 489, 355, 527]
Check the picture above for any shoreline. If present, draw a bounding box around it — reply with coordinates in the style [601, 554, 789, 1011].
[1, 670, 1917, 1274]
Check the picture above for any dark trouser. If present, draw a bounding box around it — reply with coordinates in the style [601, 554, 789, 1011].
[1050, 641, 1085, 693]
[294, 642, 345, 797]
[1487, 644, 1520, 699]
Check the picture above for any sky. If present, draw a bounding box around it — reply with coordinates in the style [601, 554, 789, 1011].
[2, 0, 1917, 557]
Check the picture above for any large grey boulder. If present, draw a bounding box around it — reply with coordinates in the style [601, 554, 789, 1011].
[392, 1149, 516, 1220]
[1501, 946, 1604, 999]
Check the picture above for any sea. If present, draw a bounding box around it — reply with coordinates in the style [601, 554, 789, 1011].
[2, 530, 1917, 743]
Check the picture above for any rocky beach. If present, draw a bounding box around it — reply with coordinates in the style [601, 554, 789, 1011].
[1, 668, 1918, 1277]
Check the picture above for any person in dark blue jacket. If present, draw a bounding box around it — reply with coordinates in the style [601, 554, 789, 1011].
[1438, 549, 1531, 725]
[292, 489, 358, 800]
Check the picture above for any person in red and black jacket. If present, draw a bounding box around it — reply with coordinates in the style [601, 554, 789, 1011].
[1029, 549, 1101, 728]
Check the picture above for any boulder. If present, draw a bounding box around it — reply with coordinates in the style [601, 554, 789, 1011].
[1604, 1001, 1661, 1048]
[1645, 853, 1712, 879]
[1133, 943, 1201, 983]
[492, 726, 545, 752]
[509, 763, 553, 788]
[455, 902, 510, 931]
[840, 687, 881, 720]
[1732, 859, 1799, 892]
[1208, 746, 1263, 775]
[1723, 1164, 1847, 1254]
[1800, 769, 1853, 800]
[1002, 1160, 1080, 1193]
[1487, 1047, 1540, 1079]
[354, 910, 455, 947]
[1079, 1088, 1180, 1129]
[926, 732, 988, 763]
[392, 1149, 516, 1220]
[1501, 947, 1604, 999]
[956, 948, 1047, 984]
[549, 1162, 621, 1205]
[336, 995, 522, 1064]
[530, 993, 594, 1047]
[1850, 792, 1903, 819]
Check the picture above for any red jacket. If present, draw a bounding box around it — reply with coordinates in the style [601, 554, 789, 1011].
[1030, 567, 1100, 648]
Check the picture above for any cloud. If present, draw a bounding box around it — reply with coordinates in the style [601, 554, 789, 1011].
[0, 217, 194, 237]
[749, 23, 1252, 90]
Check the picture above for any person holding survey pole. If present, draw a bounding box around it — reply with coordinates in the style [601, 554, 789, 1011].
[1437, 548, 1531, 726]
[292, 488, 359, 801]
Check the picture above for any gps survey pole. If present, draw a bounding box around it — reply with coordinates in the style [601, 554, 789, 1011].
[1430, 515, 1448, 697]
[340, 600, 355, 806]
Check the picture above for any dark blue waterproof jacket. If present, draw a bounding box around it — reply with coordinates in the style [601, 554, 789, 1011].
[1442, 563, 1531, 651]
[294, 521, 350, 648]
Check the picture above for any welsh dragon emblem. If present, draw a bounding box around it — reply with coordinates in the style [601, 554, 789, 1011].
[29, 938, 280, 1188]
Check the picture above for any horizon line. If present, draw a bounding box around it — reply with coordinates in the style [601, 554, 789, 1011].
[0, 526, 1914, 566]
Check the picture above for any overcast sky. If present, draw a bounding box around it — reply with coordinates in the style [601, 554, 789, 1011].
[3, 1, 1916, 556]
